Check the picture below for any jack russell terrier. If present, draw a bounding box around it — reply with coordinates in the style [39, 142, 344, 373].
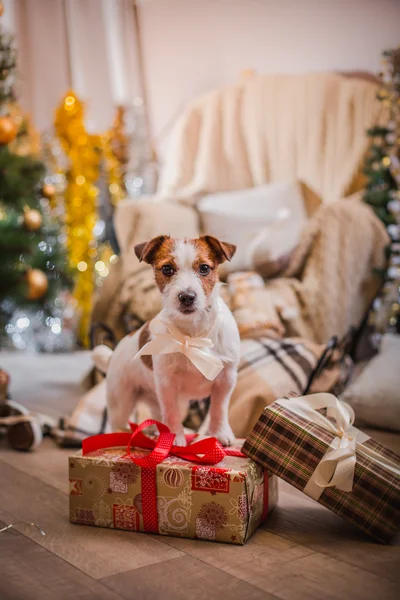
[92, 235, 240, 447]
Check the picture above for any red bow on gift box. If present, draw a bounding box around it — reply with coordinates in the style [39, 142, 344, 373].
[82, 420, 245, 532]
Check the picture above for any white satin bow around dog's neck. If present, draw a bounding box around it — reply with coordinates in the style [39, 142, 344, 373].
[133, 317, 224, 381]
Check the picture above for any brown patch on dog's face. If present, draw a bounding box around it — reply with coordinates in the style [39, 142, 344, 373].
[151, 238, 177, 293]
[134, 236, 175, 292]
[198, 236, 236, 264]
[134, 235, 171, 264]
[191, 238, 220, 297]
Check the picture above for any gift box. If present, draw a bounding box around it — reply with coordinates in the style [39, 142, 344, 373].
[242, 393, 400, 543]
[69, 420, 278, 544]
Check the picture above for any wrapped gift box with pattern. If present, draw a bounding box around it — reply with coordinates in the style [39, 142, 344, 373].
[242, 393, 400, 543]
[69, 420, 278, 544]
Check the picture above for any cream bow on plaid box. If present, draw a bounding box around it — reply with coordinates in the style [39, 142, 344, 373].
[133, 318, 224, 381]
[276, 394, 400, 501]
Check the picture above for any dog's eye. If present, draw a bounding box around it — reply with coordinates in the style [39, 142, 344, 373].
[199, 264, 211, 276]
[161, 264, 174, 277]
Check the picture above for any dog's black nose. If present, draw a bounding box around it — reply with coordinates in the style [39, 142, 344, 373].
[178, 291, 196, 307]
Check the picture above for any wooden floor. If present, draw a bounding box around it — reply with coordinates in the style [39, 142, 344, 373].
[0, 435, 399, 600]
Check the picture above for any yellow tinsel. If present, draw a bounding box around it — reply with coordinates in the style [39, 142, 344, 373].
[102, 106, 128, 206]
[54, 91, 103, 346]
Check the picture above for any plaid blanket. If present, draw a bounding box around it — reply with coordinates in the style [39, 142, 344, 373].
[229, 337, 319, 437]
[55, 336, 345, 445]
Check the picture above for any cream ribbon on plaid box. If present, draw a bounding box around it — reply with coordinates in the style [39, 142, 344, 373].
[276, 394, 400, 501]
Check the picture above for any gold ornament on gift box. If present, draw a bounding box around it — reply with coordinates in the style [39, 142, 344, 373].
[23, 207, 42, 232]
[25, 269, 48, 300]
[0, 115, 17, 145]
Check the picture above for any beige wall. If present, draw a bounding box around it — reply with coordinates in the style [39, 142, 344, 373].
[6, 0, 400, 149]
[141, 0, 400, 150]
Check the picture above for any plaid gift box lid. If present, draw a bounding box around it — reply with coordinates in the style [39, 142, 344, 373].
[242, 393, 400, 543]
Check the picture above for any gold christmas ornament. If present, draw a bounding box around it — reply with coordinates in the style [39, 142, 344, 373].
[0, 115, 17, 145]
[7, 103, 42, 157]
[41, 183, 56, 199]
[23, 208, 42, 232]
[0, 2, 4, 17]
[26, 269, 48, 300]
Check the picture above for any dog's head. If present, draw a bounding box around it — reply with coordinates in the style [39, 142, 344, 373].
[134, 235, 236, 318]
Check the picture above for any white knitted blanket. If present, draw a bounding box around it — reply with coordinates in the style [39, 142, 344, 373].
[158, 73, 383, 205]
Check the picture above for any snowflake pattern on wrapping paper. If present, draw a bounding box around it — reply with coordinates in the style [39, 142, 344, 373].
[197, 501, 228, 531]
[195, 517, 216, 540]
[113, 504, 140, 531]
[109, 471, 128, 494]
[69, 478, 82, 495]
[237, 493, 248, 520]
[93, 498, 113, 527]
[229, 494, 248, 522]
[109, 463, 139, 494]
[191, 466, 230, 493]
[83, 473, 107, 500]
[73, 508, 95, 525]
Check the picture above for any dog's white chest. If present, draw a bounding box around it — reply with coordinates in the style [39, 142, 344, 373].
[155, 352, 214, 399]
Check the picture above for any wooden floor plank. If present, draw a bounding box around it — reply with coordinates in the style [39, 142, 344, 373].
[152, 526, 315, 574]
[261, 483, 400, 582]
[0, 438, 71, 493]
[156, 497, 399, 600]
[0, 522, 124, 600]
[0, 459, 183, 580]
[101, 554, 278, 600]
[155, 530, 398, 600]
[236, 551, 399, 600]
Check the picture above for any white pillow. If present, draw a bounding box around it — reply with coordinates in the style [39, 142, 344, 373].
[342, 334, 400, 432]
[198, 181, 308, 276]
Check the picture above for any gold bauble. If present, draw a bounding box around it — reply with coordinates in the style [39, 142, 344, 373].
[0, 2, 4, 17]
[26, 269, 48, 300]
[42, 183, 56, 199]
[23, 208, 42, 232]
[0, 116, 17, 145]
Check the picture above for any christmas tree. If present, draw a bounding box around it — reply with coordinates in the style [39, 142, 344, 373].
[0, 17, 70, 343]
[364, 47, 400, 340]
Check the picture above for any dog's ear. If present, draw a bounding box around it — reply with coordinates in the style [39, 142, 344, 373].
[200, 235, 236, 264]
[134, 235, 170, 264]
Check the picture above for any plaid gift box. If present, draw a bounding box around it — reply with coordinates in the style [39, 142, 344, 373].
[69, 420, 279, 545]
[242, 393, 400, 543]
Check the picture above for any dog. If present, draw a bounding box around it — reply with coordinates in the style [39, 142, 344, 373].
[92, 235, 240, 446]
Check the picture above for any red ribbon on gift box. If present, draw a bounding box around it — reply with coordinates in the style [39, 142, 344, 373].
[82, 420, 246, 533]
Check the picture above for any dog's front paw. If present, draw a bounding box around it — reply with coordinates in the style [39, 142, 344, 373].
[209, 425, 236, 447]
[173, 433, 187, 447]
